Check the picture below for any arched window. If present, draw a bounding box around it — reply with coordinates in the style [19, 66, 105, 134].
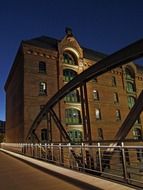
[125, 67, 135, 80]
[63, 52, 77, 65]
[128, 96, 136, 109]
[39, 61, 46, 73]
[64, 90, 80, 103]
[63, 69, 77, 82]
[68, 130, 82, 143]
[65, 108, 82, 125]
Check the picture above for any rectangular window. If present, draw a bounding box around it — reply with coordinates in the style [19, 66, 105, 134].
[98, 128, 104, 140]
[113, 92, 119, 103]
[41, 128, 48, 141]
[115, 109, 121, 121]
[39, 82, 47, 95]
[95, 108, 101, 120]
[93, 90, 99, 100]
[39, 62, 46, 73]
[136, 148, 143, 162]
[112, 76, 116, 86]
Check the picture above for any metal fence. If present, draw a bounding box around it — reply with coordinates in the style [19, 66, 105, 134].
[1, 142, 143, 188]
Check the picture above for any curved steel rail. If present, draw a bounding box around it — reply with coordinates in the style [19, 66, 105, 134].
[26, 38, 143, 140]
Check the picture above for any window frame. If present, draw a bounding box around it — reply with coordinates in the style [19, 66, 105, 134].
[115, 109, 121, 121]
[113, 92, 119, 103]
[65, 108, 82, 125]
[41, 128, 48, 141]
[93, 89, 99, 101]
[63, 52, 77, 65]
[39, 82, 47, 96]
[95, 108, 101, 120]
[39, 61, 46, 73]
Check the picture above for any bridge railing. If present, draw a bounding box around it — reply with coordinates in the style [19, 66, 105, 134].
[1, 142, 143, 188]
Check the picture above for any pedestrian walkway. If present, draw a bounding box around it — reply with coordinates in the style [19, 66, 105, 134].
[0, 149, 136, 190]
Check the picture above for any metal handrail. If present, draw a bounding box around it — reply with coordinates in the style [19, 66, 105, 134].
[1, 142, 143, 188]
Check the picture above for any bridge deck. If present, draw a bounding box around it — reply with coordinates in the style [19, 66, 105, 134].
[0, 149, 135, 190]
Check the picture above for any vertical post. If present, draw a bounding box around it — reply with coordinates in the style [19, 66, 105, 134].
[25, 143, 28, 155]
[83, 83, 92, 144]
[35, 143, 37, 158]
[59, 143, 62, 165]
[81, 143, 85, 169]
[80, 85, 87, 141]
[31, 143, 33, 157]
[68, 143, 72, 168]
[49, 114, 52, 142]
[97, 142, 102, 173]
[46, 113, 49, 143]
[45, 143, 47, 160]
[121, 142, 128, 181]
[33, 143, 35, 157]
[39, 143, 42, 159]
[51, 143, 54, 162]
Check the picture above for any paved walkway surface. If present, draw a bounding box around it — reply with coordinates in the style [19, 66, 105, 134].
[0, 149, 137, 190]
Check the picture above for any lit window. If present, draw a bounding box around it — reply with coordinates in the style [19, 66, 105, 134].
[68, 130, 82, 143]
[63, 52, 77, 65]
[115, 109, 121, 120]
[128, 96, 135, 109]
[63, 69, 77, 82]
[113, 92, 119, 103]
[65, 108, 81, 125]
[126, 82, 135, 93]
[93, 90, 99, 100]
[64, 89, 80, 103]
[39, 82, 47, 95]
[95, 108, 101, 120]
[39, 62, 46, 73]
[125, 68, 134, 80]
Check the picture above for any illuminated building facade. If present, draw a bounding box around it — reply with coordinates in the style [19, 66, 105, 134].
[5, 28, 143, 143]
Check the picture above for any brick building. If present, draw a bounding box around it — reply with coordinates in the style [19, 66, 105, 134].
[0, 120, 5, 142]
[4, 28, 143, 143]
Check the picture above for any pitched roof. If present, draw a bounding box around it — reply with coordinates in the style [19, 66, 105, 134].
[23, 36, 59, 50]
[23, 36, 107, 60]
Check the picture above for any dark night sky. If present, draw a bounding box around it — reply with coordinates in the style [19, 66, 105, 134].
[1, 0, 143, 120]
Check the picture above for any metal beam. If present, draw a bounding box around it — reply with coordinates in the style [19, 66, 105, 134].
[49, 108, 71, 142]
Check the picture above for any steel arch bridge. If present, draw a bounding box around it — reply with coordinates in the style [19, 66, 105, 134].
[26, 38, 143, 145]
